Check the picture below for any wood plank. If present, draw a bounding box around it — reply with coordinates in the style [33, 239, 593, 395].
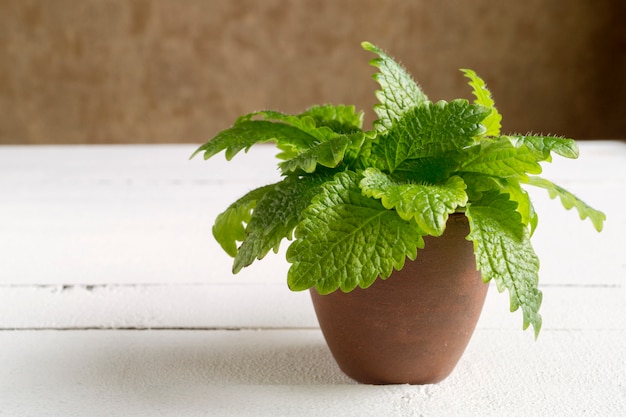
[1, 143, 623, 286]
[0, 145, 283, 285]
[1, 284, 623, 332]
[0, 328, 623, 416]
[1, 142, 624, 416]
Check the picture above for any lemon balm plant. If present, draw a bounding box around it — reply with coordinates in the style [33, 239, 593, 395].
[192, 42, 605, 383]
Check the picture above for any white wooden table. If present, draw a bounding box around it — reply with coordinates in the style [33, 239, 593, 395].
[1, 142, 624, 416]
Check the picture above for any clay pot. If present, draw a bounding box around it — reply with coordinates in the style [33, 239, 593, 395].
[309, 213, 488, 385]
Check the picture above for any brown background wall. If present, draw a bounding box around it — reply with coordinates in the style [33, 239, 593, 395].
[0, 0, 624, 144]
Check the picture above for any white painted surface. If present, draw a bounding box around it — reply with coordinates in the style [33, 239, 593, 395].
[1, 142, 625, 416]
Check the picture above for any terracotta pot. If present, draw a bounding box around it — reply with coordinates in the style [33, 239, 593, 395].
[309, 213, 488, 385]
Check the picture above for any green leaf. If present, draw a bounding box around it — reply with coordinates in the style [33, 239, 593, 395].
[286, 171, 424, 294]
[192, 107, 362, 162]
[233, 174, 330, 272]
[240, 110, 338, 143]
[393, 154, 465, 184]
[360, 168, 468, 236]
[459, 172, 503, 202]
[275, 142, 300, 161]
[191, 120, 318, 161]
[212, 184, 277, 257]
[525, 176, 606, 232]
[238, 109, 357, 146]
[343, 130, 379, 171]
[506, 135, 579, 161]
[460, 138, 542, 179]
[500, 179, 539, 235]
[460, 68, 502, 136]
[278, 133, 364, 174]
[362, 41, 428, 131]
[466, 191, 542, 337]
[349, 134, 389, 172]
[462, 172, 539, 235]
[299, 104, 364, 134]
[381, 100, 490, 172]
[225, 107, 367, 174]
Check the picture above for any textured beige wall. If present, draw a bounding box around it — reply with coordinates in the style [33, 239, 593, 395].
[0, 0, 624, 144]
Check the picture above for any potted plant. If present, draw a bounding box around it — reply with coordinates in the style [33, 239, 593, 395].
[192, 42, 605, 384]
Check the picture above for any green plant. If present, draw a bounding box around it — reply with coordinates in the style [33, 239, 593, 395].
[192, 42, 605, 337]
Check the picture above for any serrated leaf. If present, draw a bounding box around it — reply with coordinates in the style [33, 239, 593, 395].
[382, 100, 490, 172]
[349, 134, 389, 171]
[362, 41, 428, 131]
[391, 156, 460, 184]
[238, 109, 313, 131]
[343, 130, 379, 170]
[192, 107, 359, 162]
[525, 176, 606, 232]
[191, 120, 318, 161]
[212, 184, 277, 257]
[233, 174, 330, 272]
[462, 172, 539, 235]
[500, 179, 539, 235]
[286, 171, 424, 294]
[506, 135, 579, 161]
[460, 138, 542, 179]
[274, 142, 300, 161]
[278, 133, 361, 174]
[299, 104, 364, 133]
[459, 172, 503, 202]
[466, 191, 542, 337]
[360, 168, 468, 236]
[242, 110, 339, 142]
[232, 107, 368, 173]
[461, 68, 502, 136]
